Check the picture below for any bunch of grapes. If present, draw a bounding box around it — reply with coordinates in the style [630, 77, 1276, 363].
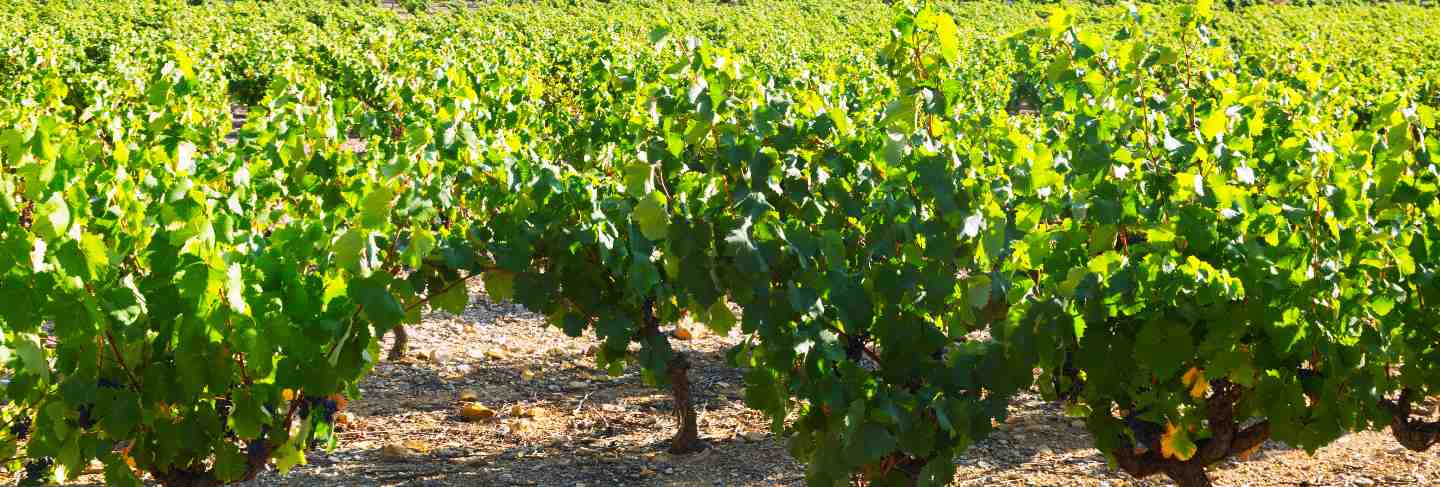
[77, 403, 96, 429]
[18, 457, 53, 487]
[217, 396, 237, 440]
[301, 395, 339, 424]
[247, 438, 268, 458]
[9, 414, 31, 439]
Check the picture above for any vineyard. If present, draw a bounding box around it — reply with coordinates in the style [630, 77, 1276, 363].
[2, 0, 1440, 486]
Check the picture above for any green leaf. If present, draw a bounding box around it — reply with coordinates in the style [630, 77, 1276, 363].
[648, 25, 671, 51]
[1134, 320, 1193, 379]
[351, 276, 405, 330]
[273, 441, 307, 474]
[229, 390, 269, 440]
[634, 192, 670, 241]
[79, 232, 110, 279]
[37, 192, 70, 239]
[14, 333, 49, 382]
[104, 459, 143, 487]
[966, 275, 992, 309]
[332, 229, 373, 276]
[98, 388, 141, 438]
[483, 270, 516, 302]
[624, 162, 652, 197]
[846, 422, 898, 466]
[214, 443, 249, 483]
[360, 184, 395, 229]
[705, 299, 736, 336]
[402, 229, 436, 269]
[1370, 295, 1395, 317]
[431, 278, 469, 314]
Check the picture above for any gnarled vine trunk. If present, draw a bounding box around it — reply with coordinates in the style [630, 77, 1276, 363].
[388, 325, 409, 361]
[1109, 380, 1270, 487]
[1383, 388, 1440, 452]
[150, 439, 271, 487]
[666, 352, 704, 454]
[642, 298, 705, 454]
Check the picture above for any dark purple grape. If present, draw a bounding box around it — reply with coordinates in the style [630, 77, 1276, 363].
[19, 457, 53, 487]
[9, 414, 31, 439]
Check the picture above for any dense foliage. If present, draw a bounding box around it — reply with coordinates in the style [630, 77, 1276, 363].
[1, 1, 1438, 486]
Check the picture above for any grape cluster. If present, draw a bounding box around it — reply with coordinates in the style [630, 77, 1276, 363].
[302, 395, 339, 424]
[217, 396, 238, 440]
[247, 438, 268, 458]
[18, 457, 53, 487]
[9, 414, 31, 440]
[77, 403, 97, 429]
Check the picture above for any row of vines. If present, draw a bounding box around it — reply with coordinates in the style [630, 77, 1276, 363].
[2, 1, 1440, 486]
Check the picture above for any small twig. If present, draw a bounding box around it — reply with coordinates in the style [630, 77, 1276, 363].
[404, 269, 489, 314]
[573, 391, 597, 416]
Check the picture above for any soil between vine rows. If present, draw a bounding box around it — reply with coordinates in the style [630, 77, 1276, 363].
[19, 282, 1440, 486]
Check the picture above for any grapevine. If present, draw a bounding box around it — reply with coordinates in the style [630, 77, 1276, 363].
[1, 1, 1438, 486]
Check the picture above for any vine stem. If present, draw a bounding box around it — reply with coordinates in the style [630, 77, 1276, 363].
[105, 331, 143, 389]
[328, 264, 495, 359]
[402, 267, 492, 314]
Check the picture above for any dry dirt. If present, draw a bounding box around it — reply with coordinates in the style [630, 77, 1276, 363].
[10, 283, 1440, 486]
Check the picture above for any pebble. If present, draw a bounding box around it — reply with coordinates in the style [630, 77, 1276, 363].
[568, 380, 587, 389]
[1353, 477, 1375, 486]
[1071, 420, 1086, 429]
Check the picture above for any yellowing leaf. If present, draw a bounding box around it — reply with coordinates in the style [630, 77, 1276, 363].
[1182, 366, 1210, 399]
[1201, 108, 1228, 140]
[935, 14, 959, 64]
[1160, 422, 1197, 461]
